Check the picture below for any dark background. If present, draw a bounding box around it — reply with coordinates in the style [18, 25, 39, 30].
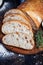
[0, 0, 25, 15]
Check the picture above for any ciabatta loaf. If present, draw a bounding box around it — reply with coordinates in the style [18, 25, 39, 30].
[2, 32, 34, 50]
[18, 0, 43, 28]
[2, 20, 32, 36]
[3, 14, 30, 25]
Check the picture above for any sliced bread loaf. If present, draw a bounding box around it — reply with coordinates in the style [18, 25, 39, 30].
[2, 32, 34, 50]
[2, 20, 33, 36]
[4, 9, 38, 31]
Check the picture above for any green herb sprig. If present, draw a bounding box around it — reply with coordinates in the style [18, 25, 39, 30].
[34, 29, 43, 48]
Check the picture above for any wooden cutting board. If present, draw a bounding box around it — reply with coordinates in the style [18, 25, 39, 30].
[0, 16, 43, 55]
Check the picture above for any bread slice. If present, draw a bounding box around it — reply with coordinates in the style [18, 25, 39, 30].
[4, 9, 30, 21]
[2, 32, 34, 50]
[3, 14, 30, 25]
[4, 9, 26, 17]
[2, 20, 33, 36]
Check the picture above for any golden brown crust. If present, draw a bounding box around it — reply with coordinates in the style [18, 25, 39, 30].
[18, 0, 43, 16]
[23, 12, 38, 31]
[18, 0, 43, 28]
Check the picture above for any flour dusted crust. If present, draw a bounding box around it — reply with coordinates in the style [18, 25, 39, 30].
[2, 32, 35, 50]
[2, 20, 33, 36]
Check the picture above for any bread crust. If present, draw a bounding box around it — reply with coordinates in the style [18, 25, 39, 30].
[18, 0, 43, 28]
[2, 20, 33, 34]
